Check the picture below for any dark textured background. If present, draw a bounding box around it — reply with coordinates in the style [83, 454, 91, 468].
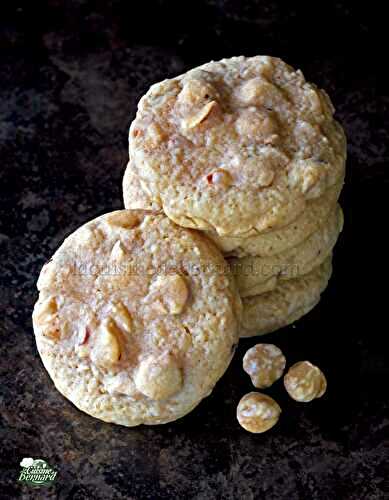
[1, 1, 388, 499]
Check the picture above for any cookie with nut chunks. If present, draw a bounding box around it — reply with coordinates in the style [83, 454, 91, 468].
[127, 56, 346, 236]
[33, 210, 241, 426]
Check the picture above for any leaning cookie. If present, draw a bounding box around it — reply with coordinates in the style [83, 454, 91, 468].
[33, 210, 241, 426]
[240, 257, 332, 337]
[231, 205, 342, 297]
[127, 55, 346, 236]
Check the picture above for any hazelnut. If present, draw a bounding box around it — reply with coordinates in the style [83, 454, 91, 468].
[90, 319, 121, 369]
[134, 354, 183, 400]
[105, 211, 142, 229]
[236, 77, 277, 107]
[110, 240, 127, 261]
[284, 361, 327, 402]
[149, 274, 189, 315]
[206, 169, 232, 188]
[177, 77, 218, 108]
[182, 101, 219, 129]
[243, 344, 286, 389]
[237, 392, 281, 433]
[235, 108, 278, 141]
[111, 301, 132, 334]
[33, 296, 58, 325]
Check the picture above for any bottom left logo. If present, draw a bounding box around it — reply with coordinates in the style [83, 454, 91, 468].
[18, 458, 57, 487]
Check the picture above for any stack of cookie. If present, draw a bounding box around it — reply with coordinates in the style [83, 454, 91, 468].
[33, 55, 346, 427]
[123, 55, 346, 338]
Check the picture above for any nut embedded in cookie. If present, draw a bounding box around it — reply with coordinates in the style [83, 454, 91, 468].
[134, 354, 183, 400]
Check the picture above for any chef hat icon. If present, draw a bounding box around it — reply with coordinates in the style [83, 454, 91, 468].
[20, 458, 34, 468]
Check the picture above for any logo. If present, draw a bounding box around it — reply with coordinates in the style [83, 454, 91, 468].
[18, 458, 57, 487]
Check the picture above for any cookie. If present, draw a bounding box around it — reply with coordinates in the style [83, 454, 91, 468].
[240, 257, 332, 337]
[205, 178, 343, 258]
[127, 55, 346, 236]
[33, 210, 241, 426]
[230, 205, 342, 297]
[122, 161, 162, 211]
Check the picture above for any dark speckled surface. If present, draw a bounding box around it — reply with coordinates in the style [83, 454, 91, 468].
[1, 1, 388, 499]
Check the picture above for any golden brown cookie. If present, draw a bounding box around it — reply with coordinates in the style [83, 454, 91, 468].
[240, 257, 332, 337]
[126, 56, 346, 236]
[33, 210, 241, 426]
[231, 205, 342, 297]
[205, 178, 343, 257]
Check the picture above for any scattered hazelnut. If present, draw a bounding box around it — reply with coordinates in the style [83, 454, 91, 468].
[237, 392, 281, 433]
[284, 361, 327, 402]
[243, 344, 286, 389]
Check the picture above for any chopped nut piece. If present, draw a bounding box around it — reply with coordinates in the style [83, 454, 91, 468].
[177, 77, 218, 108]
[243, 344, 286, 389]
[288, 159, 328, 198]
[284, 361, 327, 402]
[237, 392, 281, 433]
[90, 319, 121, 369]
[42, 328, 61, 342]
[206, 169, 232, 188]
[235, 108, 278, 141]
[149, 274, 189, 315]
[182, 101, 218, 129]
[135, 354, 183, 400]
[33, 296, 58, 325]
[105, 211, 142, 229]
[237, 77, 278, 106]
[110, 240, 126, 261]
[111, 301, 132, 333]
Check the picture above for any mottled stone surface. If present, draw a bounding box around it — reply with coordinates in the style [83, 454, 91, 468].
[0, 1, 388, 499]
